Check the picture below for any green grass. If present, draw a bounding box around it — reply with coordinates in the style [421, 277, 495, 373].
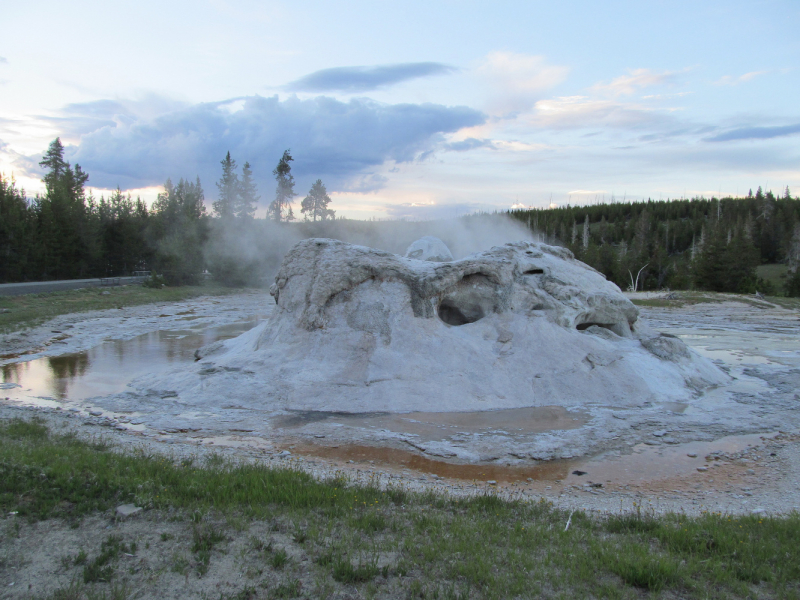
[4, 417, 800, 599]
[0, 282, 250, 335]
[630, 290, 799, 310]
[629, 291, 731, 308]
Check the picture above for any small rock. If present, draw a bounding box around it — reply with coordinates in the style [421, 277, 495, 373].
[278, 450, 291, 457]
[746, 469, 755, 475]
[752, 508, 766, 514]
[89, 410, 103, 416]
[687, 452, 698, 458]
[696, 466, 708, 472]
[116, 504, 142, 518]
[571, 470, 587, 476]
[101, 291, 110, 295]
[652, 430, 668, 437]
[487, 480, 497, 485]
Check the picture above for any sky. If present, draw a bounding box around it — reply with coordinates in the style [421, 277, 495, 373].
[1, 0, 799, 219]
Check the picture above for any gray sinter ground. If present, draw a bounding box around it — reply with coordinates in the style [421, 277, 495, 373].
[52, 238, 729, 464]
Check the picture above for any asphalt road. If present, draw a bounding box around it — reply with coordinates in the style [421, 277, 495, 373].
[0, 277, 145, 296]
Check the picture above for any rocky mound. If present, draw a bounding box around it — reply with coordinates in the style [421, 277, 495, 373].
[187, 238, 726, 412]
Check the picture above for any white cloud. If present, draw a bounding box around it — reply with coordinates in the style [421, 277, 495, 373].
[530, 96, 669, 130]
[491, 140, 548, 152]
[714, 71, 769, 86]
[475, 51, 569, 115]
[590, 68, 681, 97]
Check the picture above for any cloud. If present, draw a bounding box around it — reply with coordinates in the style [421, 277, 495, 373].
[476, 52, 569, 115]
[714, 71, 769, 86]
[590, 68, 681, 97]
[530, 96, 672, 130]
[705, 123, 800, 142]
[32, 95, 190, 140]
[383, 201, 484, 220]
[0, 57, 7, 65]
[286, 62, 457, 93]
[29, 95, 484, 194]
[443, 137, 495, 152]
[568, 189, 607, 195]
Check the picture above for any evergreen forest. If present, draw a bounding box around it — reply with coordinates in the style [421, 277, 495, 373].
[2, 138, 799, 296]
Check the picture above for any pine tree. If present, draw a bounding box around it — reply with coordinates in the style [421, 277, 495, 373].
[269, 150, 295, 222]
[582, 215, 589, 249]
[214, 152, 238, 219]
[301, 179, 335, 222]
[149, 177, 208, 284]
[237, 162, 259, 219]
[39, 138, 69, 194]
[0, 174, 34, 282]
[37, 138, 92, 279]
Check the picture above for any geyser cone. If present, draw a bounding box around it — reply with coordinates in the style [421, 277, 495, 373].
[188, 238, 726, 412]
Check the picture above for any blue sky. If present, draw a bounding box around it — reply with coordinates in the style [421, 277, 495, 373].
[1, 0, 798, 218]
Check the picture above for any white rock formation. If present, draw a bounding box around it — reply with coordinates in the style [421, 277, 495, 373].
[184, 238, 726, 413]
[404, 236, 454, 262]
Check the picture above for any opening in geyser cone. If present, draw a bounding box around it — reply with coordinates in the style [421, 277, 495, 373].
[438, 298, 485, 326]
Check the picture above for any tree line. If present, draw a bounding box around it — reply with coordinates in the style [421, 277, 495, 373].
[0, 139, 335, 285]
[507, 189, 800, 296]
[2, 137, 799, 296]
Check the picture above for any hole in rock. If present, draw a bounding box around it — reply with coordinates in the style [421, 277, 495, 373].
[523, 268, 544, 275]
[576, 322, 617, 332]
[437, 273, 498, 327]
[438, 299, 485, 326]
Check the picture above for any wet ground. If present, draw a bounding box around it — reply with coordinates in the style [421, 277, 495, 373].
[1, 291, 799, 514]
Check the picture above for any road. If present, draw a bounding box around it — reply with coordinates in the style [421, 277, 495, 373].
[0, 277, 146, 296]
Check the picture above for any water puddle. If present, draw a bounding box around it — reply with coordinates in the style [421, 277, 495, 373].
[294, 443, 572, 482]
[294, 432, 773, 486]
[566, 432, 772, 486]
[1, 318, 264, 404]
[694, 346, 773, 365]
[275, 406, 587, 442]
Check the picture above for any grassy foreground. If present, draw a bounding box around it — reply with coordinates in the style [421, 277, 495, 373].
[0, 283, 248, 334]
[1, 419, 799, 599]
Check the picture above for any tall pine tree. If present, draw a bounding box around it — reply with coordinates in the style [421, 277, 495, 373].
[269, 150, 295, 222]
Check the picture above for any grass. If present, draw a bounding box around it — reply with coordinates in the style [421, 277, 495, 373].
[0, 282, 250, 335]
[629, 289, 799, 310]
[3, 417, 800, 599]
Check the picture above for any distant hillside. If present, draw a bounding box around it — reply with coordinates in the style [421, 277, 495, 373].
[505, 188, 800, 295]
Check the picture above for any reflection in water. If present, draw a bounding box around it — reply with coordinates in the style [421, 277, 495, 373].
[0, 318, 263, 401]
